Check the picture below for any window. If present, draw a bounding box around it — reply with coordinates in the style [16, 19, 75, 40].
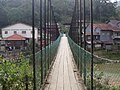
[14, 31, 17, 34]
[107, 32, 110, 35]
[96, 36, 98, 39]
[102, 33, 105, 35]
[22, 31, 26, 34]
[5, 31, 8, 34]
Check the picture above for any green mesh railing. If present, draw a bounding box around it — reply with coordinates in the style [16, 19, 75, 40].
[67, 35, 91, 89]
[67, 35, 120, 90]
[35, 35, 61, 89]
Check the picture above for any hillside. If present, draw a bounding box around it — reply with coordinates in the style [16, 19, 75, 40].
[0, 0, 74, 28]
[0, 0, 119, 28]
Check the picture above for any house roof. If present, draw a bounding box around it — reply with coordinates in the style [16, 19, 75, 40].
[86, 32, 99, 35]
[93, 24, 120, 32]
[109, 20, 120, 23]
[2, 34, 26, 41]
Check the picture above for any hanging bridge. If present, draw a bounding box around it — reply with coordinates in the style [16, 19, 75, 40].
[1, 0, 120, 90]
[30, 0, 120, 90]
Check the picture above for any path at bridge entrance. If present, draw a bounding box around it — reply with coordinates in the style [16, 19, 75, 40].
[44, 34, 85, 90]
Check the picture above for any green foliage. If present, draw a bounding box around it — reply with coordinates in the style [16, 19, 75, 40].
[86, 65, 120, 90]
[0, 0, 74, 28]
[0, 3, 8, 27]
[0, 0, 120, 28]
[86, 71, 111, 90]
[94, 49, 120, 60]
[93, 0, 117, 22]
[0, 54, 33, 90]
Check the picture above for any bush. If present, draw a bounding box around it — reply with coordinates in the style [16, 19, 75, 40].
[0, 54, 33, 90]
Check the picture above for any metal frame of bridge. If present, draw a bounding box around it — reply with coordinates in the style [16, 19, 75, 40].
[31, 0, 94, 90]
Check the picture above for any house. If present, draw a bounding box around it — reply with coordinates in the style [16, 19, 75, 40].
[1, 34, 28, 49]
[86, 23, 120, 50]
[107, 20, 120, 27]
[0, 38, 5, 51]
[1, 23, 38, 41]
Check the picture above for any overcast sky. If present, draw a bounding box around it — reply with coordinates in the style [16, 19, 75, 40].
[110, 0, 119, 2]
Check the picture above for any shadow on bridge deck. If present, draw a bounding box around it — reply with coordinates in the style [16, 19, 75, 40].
[44, 34, 86, 90]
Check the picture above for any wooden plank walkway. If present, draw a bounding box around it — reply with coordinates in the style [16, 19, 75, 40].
[44, 35, 85, 90]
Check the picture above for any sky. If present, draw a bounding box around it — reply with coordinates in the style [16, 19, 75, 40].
[110, 0, 119, 2]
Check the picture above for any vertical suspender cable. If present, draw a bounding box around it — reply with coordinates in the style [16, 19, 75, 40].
[47, 0, 50, 69]
[83, 0, 86, 85]
[32, 0, 36, 89]
[69, 4, 75, 39]
[40, 0, 43, 85]
[52, 7, 59, 39]
[76, 0, 80, 70]
[79, 0, 82, 77]
[75, 0, 77, 44]
[51, 7, 56, 40]
[44, 0, 47, 78]
[50, 0, 52, 63]
[90, 0, 93, 89]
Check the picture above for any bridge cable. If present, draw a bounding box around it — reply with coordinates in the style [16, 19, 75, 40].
[32, 0, 36, 89]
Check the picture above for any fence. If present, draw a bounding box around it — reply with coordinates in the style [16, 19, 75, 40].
[34, 35, 61, 89]
[67, 35, 120, 90]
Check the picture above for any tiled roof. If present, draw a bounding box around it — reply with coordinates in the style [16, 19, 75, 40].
[93, 24, 120, 31]
[3, 34, 26, 41]
[110, 20, 120, 23]
[86, 32, 99, 35]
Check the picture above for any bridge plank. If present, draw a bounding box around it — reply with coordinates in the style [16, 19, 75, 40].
[44, 35, 85, 90]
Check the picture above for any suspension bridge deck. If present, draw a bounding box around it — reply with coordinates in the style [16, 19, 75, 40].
[44, 35, 85, 90]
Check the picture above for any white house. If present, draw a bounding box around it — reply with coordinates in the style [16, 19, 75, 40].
[1, 23, 38, 41]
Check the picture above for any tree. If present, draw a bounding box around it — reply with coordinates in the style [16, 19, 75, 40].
[0, 54, 33, 90]
[0, 3, 8, 28]
[93, 0, 117, 22]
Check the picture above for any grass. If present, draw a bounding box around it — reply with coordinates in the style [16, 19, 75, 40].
[96, 63, 120, 73]
[95, 63, 120, 77]
[95, 63, 120, 87]
[94, 49, 120, 60]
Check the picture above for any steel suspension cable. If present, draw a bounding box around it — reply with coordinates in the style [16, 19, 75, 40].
[83, 0, 86, 85]
[40, 0, 43, 85]
[51, 6, 58, 40]
[90, 0, 94, 89]
[79, 0, 83, 77]
[32, 0, 36, 89]
[49, 0, 52, 64]
[47, 0, 50, 69]
[44, 0, 47, 78]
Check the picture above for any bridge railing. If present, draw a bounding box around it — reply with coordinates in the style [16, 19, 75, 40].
[35, 36, 61, 90]
[67, 35, 120, 90]
[26, 35, 61, 89]
[67, 35, 91, 89]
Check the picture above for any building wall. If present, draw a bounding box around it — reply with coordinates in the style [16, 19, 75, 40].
[108, 22, 117, 27]
[117, 23, 120, 27]
[2, 23, 38, 40]
[100, 30, 113, 42]
[108, 22, 120, 27]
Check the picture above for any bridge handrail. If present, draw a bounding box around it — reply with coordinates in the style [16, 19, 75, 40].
[67, 35, 120, 64]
